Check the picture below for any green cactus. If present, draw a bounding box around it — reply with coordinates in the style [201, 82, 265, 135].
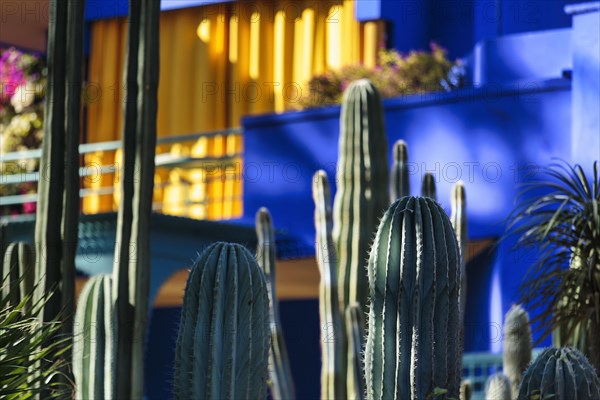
[73, 275, 115, 400]
[450, 181, 467, 324]
[460, 380, 472, 400]
[421, 173, 437, 200]
[333, 78, 389, 315]
[390, 140, 410, 202]
[112, 0, 160, 397]
[2, 242, 34, 311]
[255, 208, 295, 400]
[345, 303, 365, 400]
[518, 347, 600, 400]
[313, 171, 345, 400]
[364, 196, 462, 399]
[502, 304, 532, 399]
[485, 373, 511, 400]
[173, 242, 270, 399]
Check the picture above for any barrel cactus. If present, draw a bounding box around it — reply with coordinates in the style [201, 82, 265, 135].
[485, 373, 511, 400]
[73, 275, 115, 399]
[518, 347, 600, 400]
[364, 196, 462, 399]
[502, 304, 532, 398]
[255, 208, 295, 400]
[173, 242, 270, 399]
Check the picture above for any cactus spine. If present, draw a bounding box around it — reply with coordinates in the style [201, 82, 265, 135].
[2, 242, 34, 310]
[112, 0, 160, 397]
[518, 347, 600, 400]
[485, 373, 511, 400]
[173, 242, 270, 399]
[73, 275, 115, 399]
[333, 79, 389, 314]
[421, 173, 437, 200]
[364, 196, 462, 399]
[451, 181, 467, 324]
[502, 304, 532, 399]
[390, 140, 410, 202]
[255, 208, 295, 400]
[345, 303, 365, 400]
[313, 171, 345, 400]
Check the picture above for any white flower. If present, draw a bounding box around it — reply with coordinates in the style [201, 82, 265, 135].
[10, 82, 36, 113]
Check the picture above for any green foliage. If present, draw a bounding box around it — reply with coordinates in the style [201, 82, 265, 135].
[298, 44, 464, 109]
[0, 258, 72, 398]
[364, 196, 462, 400]
[173, 242, 270, 399]
[507, 160, 600, 370]
[517, 347, 600, 400]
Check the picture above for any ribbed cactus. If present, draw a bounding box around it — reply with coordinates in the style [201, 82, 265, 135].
[2, 242, 34, 310]
[345, 303, 365, 400]
[313, 171, 345, 400]
[333, 79, 389, 315]
[502, 304, 531, 399]
[173, 242, 270, 399]
[460, 380, 472, 400]
[518, 347, 600, 400]
[421, 173, 437, 200]
[255, 208, 295, 400]
[73, 275, 115, 400]
[451, 181, 467, 324]
[390, 140, 410, 202]
[485, 373, 511, 400]
[364, 196, 462, 399]
[112, 0, 160, 398]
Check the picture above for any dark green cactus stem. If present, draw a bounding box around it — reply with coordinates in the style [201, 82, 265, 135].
[345, 303, 365, 400]
[460, 380, 472, 400]
[173, 242, 270, 399]
[73, 275, 114, 400]
[313, 171, 345, 400]
[485, 373, 511, 400]
[365, 196, 462, 400]
[451, 181, 467, 324]
[113, 1, 160, 398]
[502, 304, 531, 399]
[518, 347, 600, 400]
[2, 242, 34, 311]
[421, 173, 437, 200]
[390, 140, 410, 201]
[333, 78, 389, 314]
[255, 208, 295, 400]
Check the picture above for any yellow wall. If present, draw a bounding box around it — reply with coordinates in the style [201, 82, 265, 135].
[84, 0, 384, 219]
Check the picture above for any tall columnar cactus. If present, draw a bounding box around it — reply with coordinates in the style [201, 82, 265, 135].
[313, 171, 345, 400]
[173, 242, 270, 399]
[73, 275, 115, 400]
[518, 347, 600, 400]
[345, 303, 365, 400]
[421, 173, 437, 200]
[485, 373, 511, 400]
[333, 79, 389, 315]
[502, 304, 532, 399]
[112, 0, 160, 398]
[2, 242, 34, 310]
[255, 208, 295, 400]
[364, 196, 462, 399]
[390, 140, 410, 202]
[451, 181, 467, 324]
[460, 380, 473, 400]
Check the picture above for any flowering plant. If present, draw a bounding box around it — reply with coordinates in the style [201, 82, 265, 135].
[298, 43, 464, 109]
[1, 47, 47, 216]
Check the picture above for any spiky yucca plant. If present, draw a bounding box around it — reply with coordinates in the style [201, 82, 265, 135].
[507, 160, 600, 370]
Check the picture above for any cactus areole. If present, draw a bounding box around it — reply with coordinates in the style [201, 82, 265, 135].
[365, 196, 463, 400]
[174, 242, 270, 400]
